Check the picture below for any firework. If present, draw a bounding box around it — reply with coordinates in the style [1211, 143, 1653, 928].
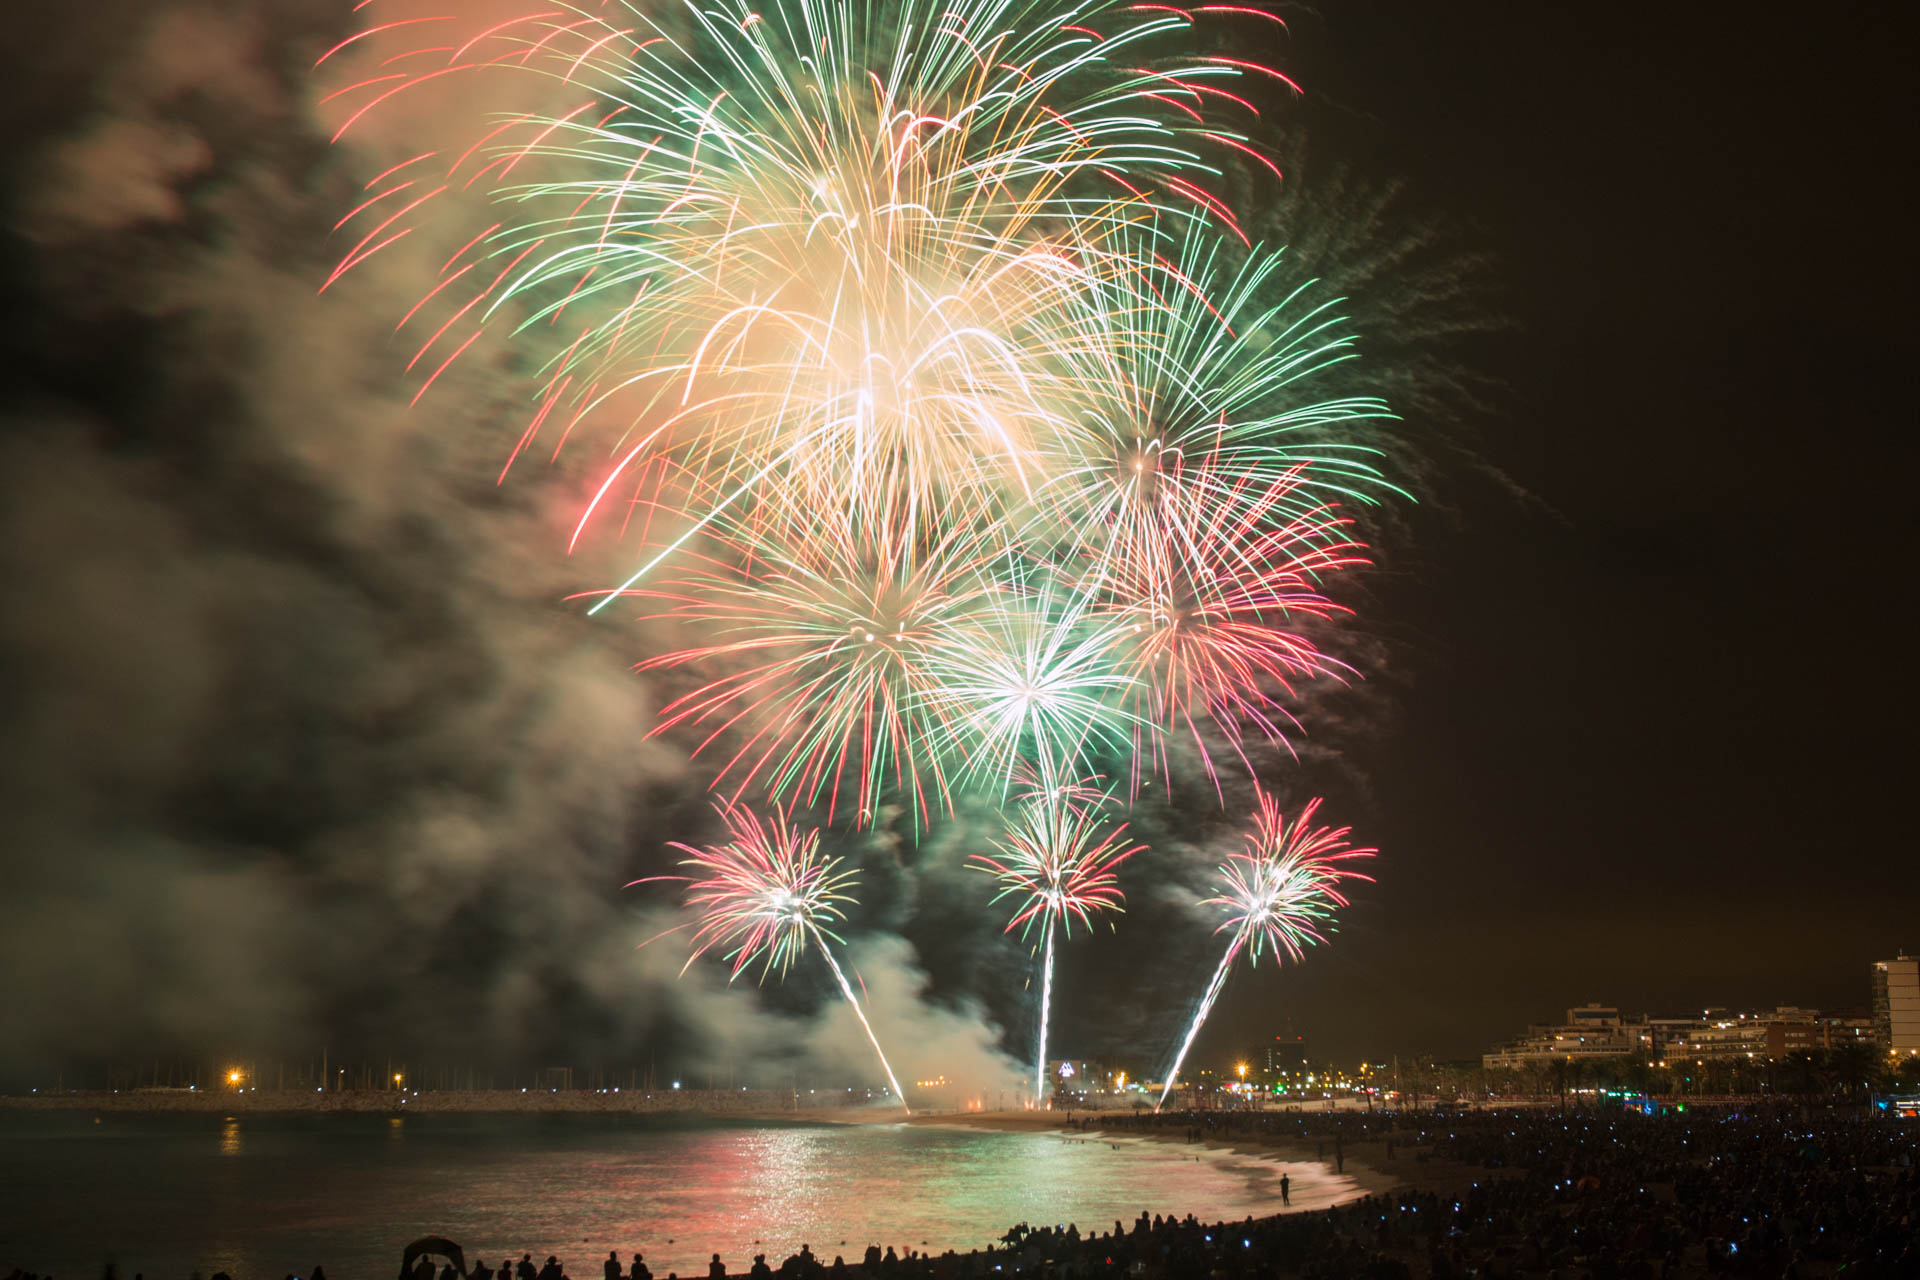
[635, 493, 1001, 828]
[972, 778, 1141, 1102]
[324, 1, 1393, 802]
[919, 573, 1142, 799]
[1092, 461, 1369, 794]
[322, 0, 1305, 556]
[640, 803, 908, 1106]
[1021, 229, 1395, 787]
[1043, 233, 1401, 544]
[1156, 791, 1373, 1110]
[326, 0, 1399, 1086]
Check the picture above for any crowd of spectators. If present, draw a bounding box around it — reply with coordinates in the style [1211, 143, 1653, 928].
[6, 1106, 1914, 1279]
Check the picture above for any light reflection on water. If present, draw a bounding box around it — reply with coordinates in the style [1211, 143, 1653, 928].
[0, 1115, 1360, 1280]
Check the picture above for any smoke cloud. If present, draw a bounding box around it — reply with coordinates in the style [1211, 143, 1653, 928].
[0, 0, 1031, 1091]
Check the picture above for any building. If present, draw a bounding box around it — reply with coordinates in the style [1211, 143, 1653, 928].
[1046, 1059, 1098, 1091]
[1485, 1003, 1884, 1070]
[1658, 1012, 1770, 1061]
[1483, 1005, 1639, 1069]
[1264, 1033, 1309, 1074]
[1763, 1008, 1877, 1057]
[1873, 956, 1920, 1055]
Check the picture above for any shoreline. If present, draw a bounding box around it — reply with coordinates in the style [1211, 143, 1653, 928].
[2, 1092, 1491, 1206]
[1, 1093, 1492, 1201]
[0, 1089, 907, 1123]
[906, 1110, 1440, 1204]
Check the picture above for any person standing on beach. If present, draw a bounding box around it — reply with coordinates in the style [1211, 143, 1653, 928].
[1280, 1173, 1290, 1206]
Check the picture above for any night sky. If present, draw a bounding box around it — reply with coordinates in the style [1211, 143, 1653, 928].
[1, 2, 1912, 1084]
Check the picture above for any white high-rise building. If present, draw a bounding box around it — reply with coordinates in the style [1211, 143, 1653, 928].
[1872, 956, 1920, 1056]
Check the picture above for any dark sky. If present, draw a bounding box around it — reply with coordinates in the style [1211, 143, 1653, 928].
[1, 2, 1913, 1084]
[1186, 1, 1919, 1063]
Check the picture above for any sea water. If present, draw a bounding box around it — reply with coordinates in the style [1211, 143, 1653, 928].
[0, 1112, 1358, 1278]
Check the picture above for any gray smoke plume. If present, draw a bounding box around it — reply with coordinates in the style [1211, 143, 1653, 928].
[0, 0, 1026, 1095]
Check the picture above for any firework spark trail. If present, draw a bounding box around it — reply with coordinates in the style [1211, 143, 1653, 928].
[971, 778, 1140, 1104]
[1154, 937, 1240, 1113]
[1034, 917, 1055, 1104]
[639, 803, 907, 1106]
[1154, 791, 1374, 1110]
[818, 945, 910, 1110]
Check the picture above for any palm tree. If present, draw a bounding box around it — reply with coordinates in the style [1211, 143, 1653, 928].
[1826, 1043, 1878, 1109]
[1779, 1051, 1820, 1117]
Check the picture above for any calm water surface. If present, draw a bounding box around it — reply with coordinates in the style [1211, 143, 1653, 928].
[0, 1113, 1358, 1279]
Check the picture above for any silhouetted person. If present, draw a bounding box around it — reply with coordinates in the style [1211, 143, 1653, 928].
[470, 1263, 489, 1280]
[441, 1263, 460, 1280]
[311, 1271, 326, 1280]
[517, 1257, 536, 1280]
[605, 1253, 622, 1280]
[496, 1263, 510, 1280]
[412, 1256, 436, 1280]
[706, 1254, 726, 1280]
[747, 1256, 770, 1280]
[1280, 1174, 1290, 1206]
[630, 1257, 651, 1280]
[538, 1257, 563, 1280]
[861, 1247, 881, 1271]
